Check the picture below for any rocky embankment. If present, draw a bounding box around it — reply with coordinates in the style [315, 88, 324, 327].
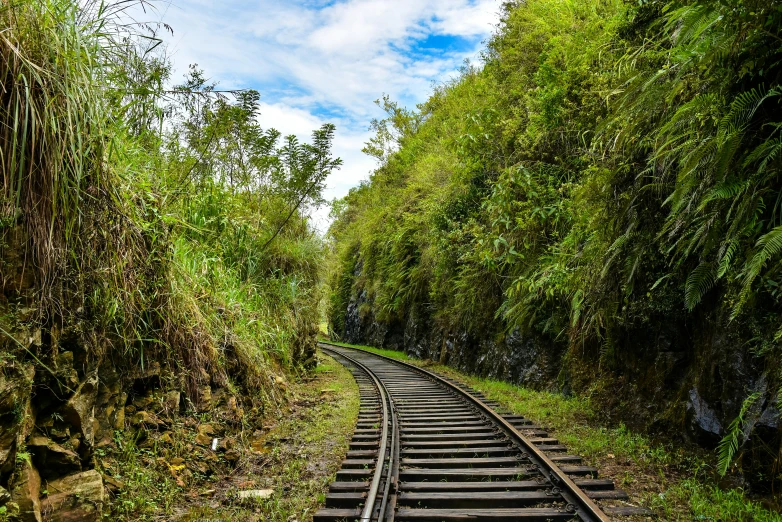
[0, 348, 254, 521]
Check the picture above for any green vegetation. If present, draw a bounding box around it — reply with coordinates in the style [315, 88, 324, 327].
[4, 0, 782, 517]
[327, 0, 782, 487]
[0, 0, 337, 400]
[223, 352, 359, 522]
[328, 341, 782, 521]
[0, 4, 340, 517]
[466, 375, 782, 522]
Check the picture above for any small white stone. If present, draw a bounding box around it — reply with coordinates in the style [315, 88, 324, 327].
[238, 489, 274, 500]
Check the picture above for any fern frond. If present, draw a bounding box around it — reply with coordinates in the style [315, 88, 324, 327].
[657, 93, 719, 139]
[712, 131, 744, 181]
[744, 134, 782, 176]
[698, 181, 748, 213]
[685, 261, 716, 310]
[666, 4, 723, 46]
[705, 181, 748, 201]
[718, 87, 768, 138]
[601, 229, 636, 279]
[651, 274, 672, 291]
[680, 212, 719, 259]
[717, 239, 739, 279]
[717, 392, 761, 476]
[741, 225, 782, 292]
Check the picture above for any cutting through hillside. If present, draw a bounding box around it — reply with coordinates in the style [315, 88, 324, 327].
[1, 0, 782, 521]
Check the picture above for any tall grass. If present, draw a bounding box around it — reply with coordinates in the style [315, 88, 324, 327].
[0, 0, 214, 399]
[0, 0, 107, 298]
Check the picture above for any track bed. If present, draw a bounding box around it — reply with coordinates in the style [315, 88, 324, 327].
[315, 343, 653, 522]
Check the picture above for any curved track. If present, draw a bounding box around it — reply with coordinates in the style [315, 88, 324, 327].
[315, 343, 652, 522]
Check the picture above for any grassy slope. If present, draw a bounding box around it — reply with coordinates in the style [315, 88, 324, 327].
[0, 0, 325, 402]
[323, 340, 782, 521]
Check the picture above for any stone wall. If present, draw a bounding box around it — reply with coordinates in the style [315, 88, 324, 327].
[0, 335, 250, 521]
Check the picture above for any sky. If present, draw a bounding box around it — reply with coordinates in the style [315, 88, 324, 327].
[140, 0, 502, 230]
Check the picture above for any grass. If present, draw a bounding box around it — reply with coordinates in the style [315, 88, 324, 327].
[99, 430, 184, 520]
[0, 3, 337, 521]
[321, 340, 782, 522]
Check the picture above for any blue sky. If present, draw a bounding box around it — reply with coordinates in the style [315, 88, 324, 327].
[145, 0, 502, 228]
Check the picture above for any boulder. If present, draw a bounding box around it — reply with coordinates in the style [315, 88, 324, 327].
[0, 363, 34, 473]
[216, 437, 235, 451]
[0, 419, 18, 476]
[101, 474, 124, 493]
[162, 391, 180, 416]
[135, 361, 161, 380]
[61, 373, 98, 449]
[686, 388, 723, 446]
[188, 460, 209, 475]
[10, 462, 42, 522]
[130, 411, 162, 429]
[0, 484, 10, 505]
[221, 396, 243, 423]
[194, 424, 215, 446]
[223, 449, 240, 464]
[197, 386, 212, 412]
[130, 394, 154, 411]
[26, 330, 41, 349]
[113, 399, 126, 430]
[40, 470, 103, 522]
[158, 431, 174, 445]
[51, 353, 79, 397]
[27, 435, 80, 479]
[17, 399, 36, 449]
[93, 366, 125, 447]
[47, 426, 70, 441]
[0, 363, 34, 411]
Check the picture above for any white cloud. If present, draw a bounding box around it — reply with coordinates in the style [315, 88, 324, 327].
[308, 0, 428, 56]
[257, 102, 324, 140]
[433, 0, 500, 35]
[156, 0, 501, 110]
[134, 0, 501, 229]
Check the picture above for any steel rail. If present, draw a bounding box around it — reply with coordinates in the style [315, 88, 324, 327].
[378, 393, 398, 521]
[321, 347, 393, 522]
[319, 342, 611, 522]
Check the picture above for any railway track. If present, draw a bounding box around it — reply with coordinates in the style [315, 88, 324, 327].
[314, 342, 653, 522]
